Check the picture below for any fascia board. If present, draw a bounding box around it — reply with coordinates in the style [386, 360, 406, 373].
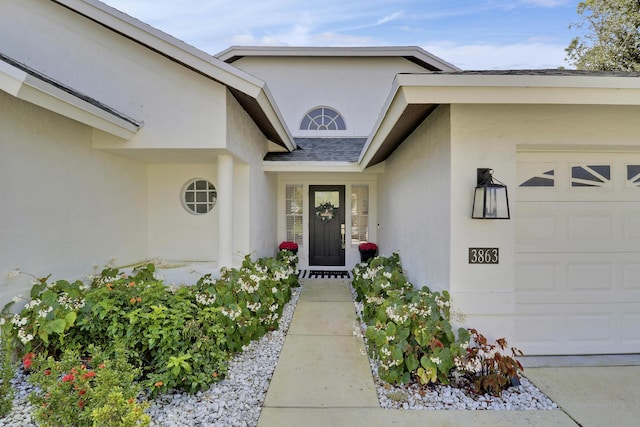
[262, 161, 362, 173]
[359, 78, 407, 168]
[217, 46, 460, 72]
[0, 60, 25, 96]
[397, 74, 640, 105]
[256, 87, 296, 151]
[1, 62, 139, 139]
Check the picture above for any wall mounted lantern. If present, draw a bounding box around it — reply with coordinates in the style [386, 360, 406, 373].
[472, 168, 510, 219]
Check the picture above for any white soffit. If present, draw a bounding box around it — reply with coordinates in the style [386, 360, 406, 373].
[0, 59, 140, 140]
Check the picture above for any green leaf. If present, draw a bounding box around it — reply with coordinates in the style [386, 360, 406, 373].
[65, 311, 77, 327]
[30, 281, 48, 299]
[47, 318, 66, 335]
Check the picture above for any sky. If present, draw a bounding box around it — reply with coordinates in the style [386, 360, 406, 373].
[103, 0, 583, 70]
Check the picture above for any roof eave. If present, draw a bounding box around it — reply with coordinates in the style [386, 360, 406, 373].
[52, 0, 294, 149]
[0, 58, 140, 139]
[361, 73, 640, 168]
[216, 46, 460, 72]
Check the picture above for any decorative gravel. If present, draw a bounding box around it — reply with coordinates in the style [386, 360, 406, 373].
[351, 289, 558, 411]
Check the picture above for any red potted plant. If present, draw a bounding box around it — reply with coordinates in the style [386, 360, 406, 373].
[279, 241, 299, 255]
[358, 242, 378, 263]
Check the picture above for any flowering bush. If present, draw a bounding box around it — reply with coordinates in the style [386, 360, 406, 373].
[353, 254, 469, 385]
[3, 254, 299, 396]
[2, 276, 85, 355]
[353, 254, 524, 396]
[358, 242, 378, 252]
[28, 345, 149, 427]
[278, 241, 299, 251]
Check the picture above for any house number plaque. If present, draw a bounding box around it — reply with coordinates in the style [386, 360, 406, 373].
[468, 248, 499, 264]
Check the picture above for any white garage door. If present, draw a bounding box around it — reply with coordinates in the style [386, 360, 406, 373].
[516, 152, 640, 355]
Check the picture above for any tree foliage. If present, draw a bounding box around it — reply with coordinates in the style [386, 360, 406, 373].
[566, 0, 640, 71]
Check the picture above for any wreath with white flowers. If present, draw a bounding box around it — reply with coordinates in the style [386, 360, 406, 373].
[315, 202, 338, 222]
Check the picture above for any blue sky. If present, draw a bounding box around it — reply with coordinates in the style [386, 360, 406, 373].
[104, 0, 581, 69]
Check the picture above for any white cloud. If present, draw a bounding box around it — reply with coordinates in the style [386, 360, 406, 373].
[423, 41, 571, 70]
[376, 11, 404, 26]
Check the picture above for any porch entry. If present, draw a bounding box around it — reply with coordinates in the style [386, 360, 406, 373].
[309, 185, 345, 266]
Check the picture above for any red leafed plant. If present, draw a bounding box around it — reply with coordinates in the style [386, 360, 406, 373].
[457, 328, 525, 397]
[358, 242, 378, 252]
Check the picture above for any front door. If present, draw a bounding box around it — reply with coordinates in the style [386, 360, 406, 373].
[309, 185, 345, 266]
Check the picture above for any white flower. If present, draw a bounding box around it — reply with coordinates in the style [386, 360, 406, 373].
[272, 287, 278, 294]
[0, 318, 5, 326]
[7, 269, 20, 280]
[430, 356, 442, 365]
[12, 295, 23, 304]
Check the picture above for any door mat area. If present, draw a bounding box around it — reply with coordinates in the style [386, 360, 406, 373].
[300, 270, 351, 279]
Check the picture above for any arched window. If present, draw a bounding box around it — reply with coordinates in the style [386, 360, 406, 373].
[300, 106, 346, 131]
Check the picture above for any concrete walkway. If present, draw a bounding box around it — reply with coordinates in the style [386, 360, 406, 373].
[258, 278, 640, 427]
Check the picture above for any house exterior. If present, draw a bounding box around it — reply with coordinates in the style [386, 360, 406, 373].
[2, 0, 639, 356]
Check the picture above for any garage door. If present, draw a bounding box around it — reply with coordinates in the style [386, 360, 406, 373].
[516, 152, 640, 355]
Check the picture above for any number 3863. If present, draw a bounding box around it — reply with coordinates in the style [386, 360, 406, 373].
[468, 248, 499, 264]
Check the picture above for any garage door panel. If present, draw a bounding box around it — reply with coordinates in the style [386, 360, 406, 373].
[516, 253, 640, 304]
[517, 202, 640, 253]
[622, 312, 640, 344]
[624, 264, 640, 290]
[515, 303, 640, 354]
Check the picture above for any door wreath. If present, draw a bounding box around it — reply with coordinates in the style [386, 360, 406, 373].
[315, 202, 338, 222]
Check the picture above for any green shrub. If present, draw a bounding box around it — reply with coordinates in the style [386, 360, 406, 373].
[0, 326, 15, 417]
[28, 345, 150, 427]
[3, 254, 297, 396]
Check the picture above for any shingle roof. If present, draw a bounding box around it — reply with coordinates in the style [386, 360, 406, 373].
[264, 138, 367, 162]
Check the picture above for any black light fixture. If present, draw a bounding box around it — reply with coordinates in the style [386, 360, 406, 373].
[472, 168, 510, 219]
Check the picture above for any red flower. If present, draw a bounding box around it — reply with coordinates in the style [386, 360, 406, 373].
[81, 371, 96, 380]
[44, 369, 51, 376]
[78, 400, 85, 408]
[358, 242, 378, 251]
[279, 241, 298, 251]
[62, 374, 75, 383]
[22, 352, 35, 370]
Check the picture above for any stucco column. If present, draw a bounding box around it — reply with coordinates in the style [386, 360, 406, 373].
[217, 154, 234, 268]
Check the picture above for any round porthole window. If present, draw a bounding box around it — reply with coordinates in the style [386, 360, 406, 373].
[182, 179, 217, 215]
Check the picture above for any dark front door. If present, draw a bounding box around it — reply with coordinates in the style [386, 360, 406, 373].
[309, 185, 345, 266]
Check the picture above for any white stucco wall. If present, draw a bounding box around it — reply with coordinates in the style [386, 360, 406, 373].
[377, 106, 452, 290]
[0, 0, 227, 155]
[230, 57, 429, 137]
[226, 94, 277, 260]
[0, 91, 147, 306]
[146, 165, 218, 262]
